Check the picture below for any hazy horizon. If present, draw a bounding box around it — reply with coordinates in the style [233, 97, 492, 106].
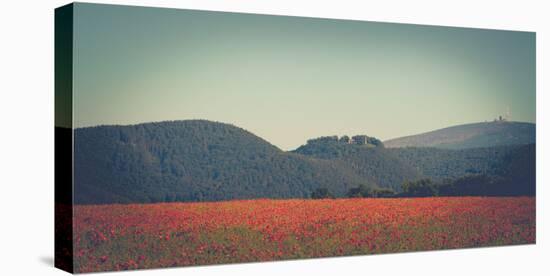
[72, 3, 536, 150]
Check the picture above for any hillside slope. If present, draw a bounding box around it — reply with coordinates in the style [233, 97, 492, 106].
[73, 120, 535, 204]
[74, 120, 371, 204]
[388, 144, 534, 186]
[384, 121, 535, 149]
[292, 137, 422, 191]
[292, 138, 535, 194]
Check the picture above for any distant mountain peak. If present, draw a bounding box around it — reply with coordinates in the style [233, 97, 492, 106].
[384, 121, 535, 149]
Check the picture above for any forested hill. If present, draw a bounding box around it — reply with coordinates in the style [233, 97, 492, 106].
[73, 120, 535, 204]
[292, 136, 421, 192]
[74, 120, 375, 204]
[384, 121, 535, 149]
[294, 137, 535, 196]
[387, 144, 535, 195]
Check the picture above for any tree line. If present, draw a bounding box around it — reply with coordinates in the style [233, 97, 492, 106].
[311, 173, 535, 199]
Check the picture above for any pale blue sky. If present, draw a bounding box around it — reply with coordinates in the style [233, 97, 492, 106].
[73, 3, 535, 150]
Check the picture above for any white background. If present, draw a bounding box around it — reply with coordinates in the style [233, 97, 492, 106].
[0, 0, 548, 275]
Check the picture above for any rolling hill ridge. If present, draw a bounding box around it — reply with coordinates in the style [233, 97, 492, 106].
[74, 120, 392, 203]
[73, 120, 535, 204]
[384, 121, 535, 149]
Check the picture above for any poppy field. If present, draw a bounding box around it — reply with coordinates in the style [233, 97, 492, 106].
[73, 197, 535, 273]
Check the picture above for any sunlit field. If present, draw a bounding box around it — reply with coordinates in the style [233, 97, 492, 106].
[73, 197, 535, 273]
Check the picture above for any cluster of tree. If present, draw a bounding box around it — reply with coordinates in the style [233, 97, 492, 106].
[75, 120, 375, 204]
[386, 146, 519, 180]
[401, 179, 438, 197]
[400, 174, 535, 197]
[305, 135, 383, 148]
[310, 187, 335, 199]
[310, 170, 535, 200]
[440, 175, 534, 196]
[294, 139, 420, 191]
[346, 184, 396, 198]
[74, 120, 535, 204]
[394, 144, 535, 197]
[311, 184, 396, 199]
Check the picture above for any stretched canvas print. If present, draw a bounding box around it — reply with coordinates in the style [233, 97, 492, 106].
[55, 2, 536, 273]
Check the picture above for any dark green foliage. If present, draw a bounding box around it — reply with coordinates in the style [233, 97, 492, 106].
[388, 145, 522, 180]
[368, 137, 384, 147]
[497, 144, 536, 195]
[293, 138, 421, 191]
[339, 135, 350, 144]
[371, 188, 396, 198]
[75, 120, 371, 204]
[388, 144, 535, 196]
[347, 185, 396, 198]
[307, 134, 383, 147]
[402, 179, 438, 197]
[347, 184, 372, 198]
[435, 173, 534, 197]
[74, 120, 535, 204]
[433, 145, 535, 196]
[437, 175, 503, 196]
[311, 188, 335, 199]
